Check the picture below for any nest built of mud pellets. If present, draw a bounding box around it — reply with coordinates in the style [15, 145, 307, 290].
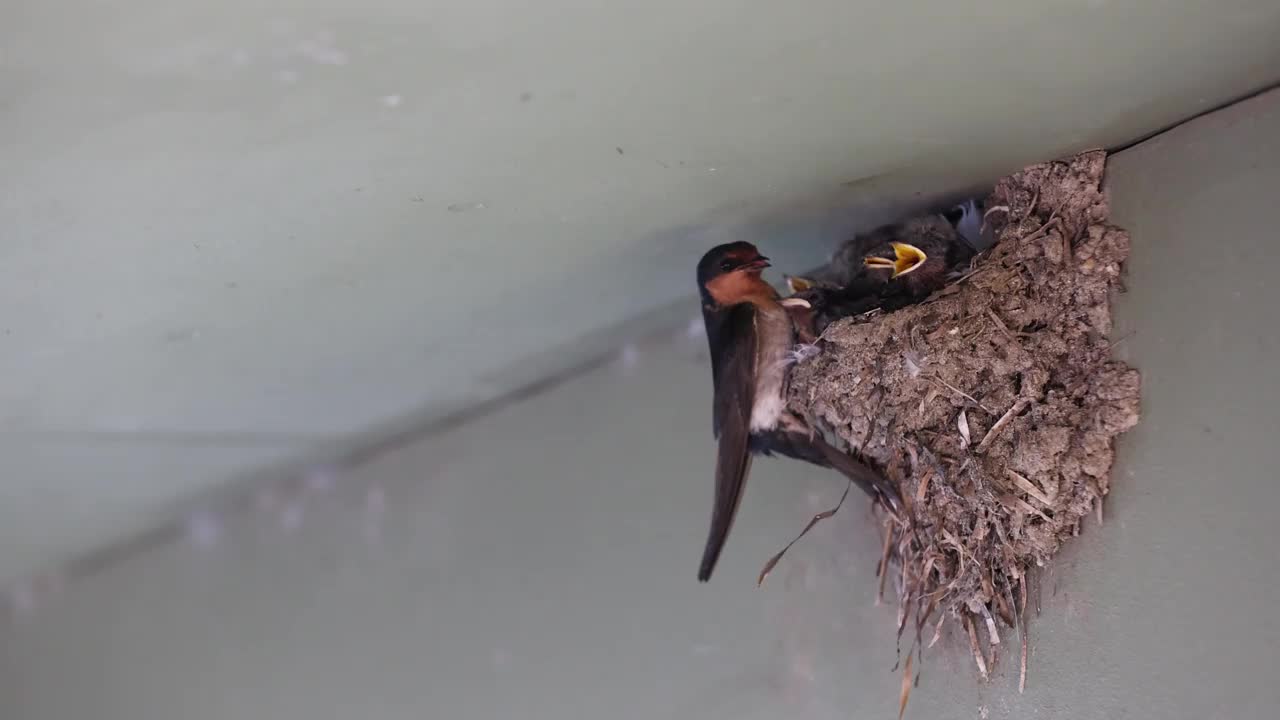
[785, 151, 1141, 689]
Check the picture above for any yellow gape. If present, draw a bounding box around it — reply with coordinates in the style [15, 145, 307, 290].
[864, 242, 927, 278]
[784, 275, 817, 294]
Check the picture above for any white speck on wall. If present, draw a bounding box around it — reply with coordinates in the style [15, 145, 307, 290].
[296, 41, 348, 66]
[381, 94, 403, 108]
[491, 649, 512, 669]
[619, 343, 640, 373]
[229, 49, 253, 67]
[275, 69, 299, 84]
[304, 466, 337, 493]
[185, 510, 222, 548]
[686, 315, 703, 340]
[326, 50, 349, 66]
[279, 501, 304, 532]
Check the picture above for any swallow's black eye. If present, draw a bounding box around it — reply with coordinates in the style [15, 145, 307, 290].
[719, 260, 734, 271]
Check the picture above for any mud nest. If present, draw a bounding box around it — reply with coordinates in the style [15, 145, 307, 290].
[786, 151, 1141, 684]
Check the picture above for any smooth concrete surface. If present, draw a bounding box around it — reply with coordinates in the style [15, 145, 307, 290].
[6, 1, 1280, 584]
[3, 91, 1280, 718]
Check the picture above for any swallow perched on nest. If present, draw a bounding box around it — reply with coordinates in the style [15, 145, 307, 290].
[694, 242, 903, 582]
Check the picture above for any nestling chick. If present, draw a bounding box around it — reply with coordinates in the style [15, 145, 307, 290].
[781, 201, 985, 337]
[853, 214, 974, 303]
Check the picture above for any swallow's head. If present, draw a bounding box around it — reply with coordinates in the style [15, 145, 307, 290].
[697, 242, 772, 306]
[864, 241, 928, 278]
[698, 242, 771, 283]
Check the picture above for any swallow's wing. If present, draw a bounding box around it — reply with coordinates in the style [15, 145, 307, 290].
[698, 302, 757, 582]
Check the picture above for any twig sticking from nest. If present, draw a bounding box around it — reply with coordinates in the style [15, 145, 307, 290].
[966, 614, 989, 681]
[756, 481, 853, 587]
[928, 375, 991, 413]
[977, 398, 1030, 453]
[899, 654, 914, 720]
[1018, 578, 1029, 694]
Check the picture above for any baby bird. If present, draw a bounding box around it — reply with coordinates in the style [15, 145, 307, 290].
[854, 213, 975, 303]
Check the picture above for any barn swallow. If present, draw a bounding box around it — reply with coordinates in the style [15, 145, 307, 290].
[695, 242, 902, 582]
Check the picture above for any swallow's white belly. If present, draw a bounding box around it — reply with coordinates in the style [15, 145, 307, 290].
[749, 305, 794, 433]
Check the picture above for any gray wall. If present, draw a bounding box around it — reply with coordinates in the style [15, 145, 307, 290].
[3, 91, 1280, 720]
[7, 0, 1280, 588]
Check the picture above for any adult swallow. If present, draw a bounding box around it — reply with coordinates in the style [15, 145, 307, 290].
[695, 242, 902, 582]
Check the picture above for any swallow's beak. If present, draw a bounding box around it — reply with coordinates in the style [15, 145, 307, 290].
[743, 256, 771, 271]
[864, 242, 927, 278]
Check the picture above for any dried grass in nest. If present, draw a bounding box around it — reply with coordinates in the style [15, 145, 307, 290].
[783, 151, 1141, 698]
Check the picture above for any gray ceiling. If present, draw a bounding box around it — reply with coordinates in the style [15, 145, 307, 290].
[4, 0, 1280, 584]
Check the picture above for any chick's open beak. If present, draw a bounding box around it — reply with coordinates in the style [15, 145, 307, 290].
[863, 242, 927, 278]
[785, 275, 816, 293]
